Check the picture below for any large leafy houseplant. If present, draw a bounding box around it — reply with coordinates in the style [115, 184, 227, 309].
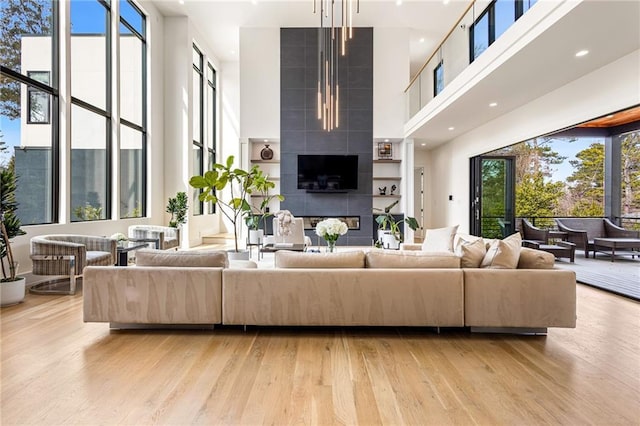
[1, 166, 26, 283]
[374, 200, 419, 248]
[245, 168, 284, 231]
[189, 155, 260, 253]
[166, 191, 188, 228]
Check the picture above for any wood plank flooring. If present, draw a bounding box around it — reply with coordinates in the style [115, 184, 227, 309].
[1, 284, 639, 425]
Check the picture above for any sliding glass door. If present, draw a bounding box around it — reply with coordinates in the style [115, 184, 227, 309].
[470, 156, 515, 238]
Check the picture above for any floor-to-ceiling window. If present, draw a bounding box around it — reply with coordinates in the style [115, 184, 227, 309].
[70, 0, 110, 221]
[119, 0, 146, 219]
[0, 0, 58, 225]
[192, 44, 204, 216]
[206, 62, 216, 214]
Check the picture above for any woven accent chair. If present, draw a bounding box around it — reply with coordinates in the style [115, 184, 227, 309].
[128, 225, 180, 250]
[30, 235, 117, 295]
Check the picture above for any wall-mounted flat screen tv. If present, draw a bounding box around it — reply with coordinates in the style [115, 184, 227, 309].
[297, 154, 358, 192]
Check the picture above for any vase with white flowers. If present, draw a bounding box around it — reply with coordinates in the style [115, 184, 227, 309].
[315, 218, 348, 252]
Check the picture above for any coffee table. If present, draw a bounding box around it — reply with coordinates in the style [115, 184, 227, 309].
[261, 243, 305, 253]
[593, 238, 640, 262]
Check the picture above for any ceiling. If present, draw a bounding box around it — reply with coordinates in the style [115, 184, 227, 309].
[578, 106, 640, 129]
[150, 0, 471, 76]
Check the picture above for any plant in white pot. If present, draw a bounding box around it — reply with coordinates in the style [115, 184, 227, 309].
[189, 155, 259, 259]
[1, 166, 27, 307]
[166, 191, 188, 228]
[245, 168, 283, 245]
[374, 200, 419, 249]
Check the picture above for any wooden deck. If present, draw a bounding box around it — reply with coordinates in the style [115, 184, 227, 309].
[556, 253, 639, 301]
[1, 284, 639, 425]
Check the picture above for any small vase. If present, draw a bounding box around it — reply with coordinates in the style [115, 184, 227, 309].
[260, 144, 274, 160]
[326, 240, 336, 253]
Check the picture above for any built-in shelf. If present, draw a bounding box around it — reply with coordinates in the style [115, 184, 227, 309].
[373, 159, 401, 164]
[251, 159, 280, 164]
[373, 195, 401, 198]
[373, 176, 401, 180]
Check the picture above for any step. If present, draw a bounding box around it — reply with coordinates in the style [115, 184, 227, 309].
[201, 233, 236, 245]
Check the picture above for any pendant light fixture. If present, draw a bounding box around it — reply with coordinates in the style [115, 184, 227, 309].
[313, 0, 359, 131]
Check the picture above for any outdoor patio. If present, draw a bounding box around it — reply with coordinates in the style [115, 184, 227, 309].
[556, 253, 639, 301]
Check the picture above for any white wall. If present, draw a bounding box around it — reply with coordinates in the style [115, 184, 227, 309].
[239, 28, 280, 140]
[427, 49, 640, 233]
[373, 28, 409, 138]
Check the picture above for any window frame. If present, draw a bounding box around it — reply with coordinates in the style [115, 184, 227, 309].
[192, 44, 204, 216]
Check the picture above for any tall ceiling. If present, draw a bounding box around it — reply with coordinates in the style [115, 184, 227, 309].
[150, 0, 471, 76]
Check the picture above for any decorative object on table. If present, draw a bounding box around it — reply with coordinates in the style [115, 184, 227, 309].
[110, 232, 128, 245]
[373, 200, 420, 249]
[377, 142, 393, 159]
[390, 184, 397, 195]
[378, 186, 386, 196]
[0, 166, 27, 307]
[315, 218, 348, 252]
[190, 155, 262, 257]
[166, 191, 188, 228]
[274, 210, 294, 241]
[260, 144, 274, 160]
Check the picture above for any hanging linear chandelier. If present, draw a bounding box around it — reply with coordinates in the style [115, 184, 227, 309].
[313, 0, 359, 131]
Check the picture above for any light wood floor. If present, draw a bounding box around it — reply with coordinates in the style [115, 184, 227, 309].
[1, 284, 639, 425]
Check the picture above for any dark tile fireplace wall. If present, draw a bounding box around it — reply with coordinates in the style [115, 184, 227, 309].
[280, 27, 374, 246]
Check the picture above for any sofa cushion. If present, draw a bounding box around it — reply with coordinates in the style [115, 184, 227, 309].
[517, 247, 555, 269]
[275, 250, 365, 268]
[481, 232, 522, 269]
[135, 249, 229, 268]
[365, 249, 460, 268]
[228, 260, 258, 269]
[455, 238, 486, 268]
[422, 225, 459, 252]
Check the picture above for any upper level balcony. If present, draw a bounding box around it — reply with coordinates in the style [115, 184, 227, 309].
[404, 0, 640, 149]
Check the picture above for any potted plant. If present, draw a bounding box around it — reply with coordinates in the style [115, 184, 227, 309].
[374, 200, 419, 249]
[1, 166, 26, 306]
[166, 191, 188, 228]
[246, 168, 284, 244]
[189, 155, 259, 258]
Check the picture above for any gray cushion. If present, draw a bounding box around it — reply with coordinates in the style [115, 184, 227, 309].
[135, 249, 229, 268]
[365, 249, 460, 268]
[275, 250, 365, 268]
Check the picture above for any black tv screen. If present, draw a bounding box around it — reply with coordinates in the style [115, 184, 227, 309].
[297, 155, 358, 191]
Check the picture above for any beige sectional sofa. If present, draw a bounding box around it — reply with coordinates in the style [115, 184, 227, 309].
[83, 245, 576, 333]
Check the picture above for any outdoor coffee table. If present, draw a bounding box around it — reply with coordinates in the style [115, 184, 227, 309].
[593, 238, 640, 262]
[523, 240, 575, 262]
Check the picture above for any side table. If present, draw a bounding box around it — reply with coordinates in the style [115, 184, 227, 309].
[116, 242, 149, 266]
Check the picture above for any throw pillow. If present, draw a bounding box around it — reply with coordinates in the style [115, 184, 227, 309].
[481, 232, 522, 269]
[455, 238, 486, 268]
[275, 250, 365, 268]
[421, 225, 459, 252]
[135, 249, 229, 268]
[517, 247, 555, 269]
[365, 249, 460, 268]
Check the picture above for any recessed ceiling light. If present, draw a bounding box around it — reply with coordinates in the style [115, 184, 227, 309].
[384, 139, 389, 142]
[396, 0, 403, 5]
[448, 127, 455, 131]
[421, 143, 426, 146]
[178, 0, 184, 4]
[489, 102, 498, 107]
[443, 0, 450, 4]
[575, 49, 589, 57]
[263, 139, 268, 142]
[419, 38, 425, 43]
[251, 0, 258, 4]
